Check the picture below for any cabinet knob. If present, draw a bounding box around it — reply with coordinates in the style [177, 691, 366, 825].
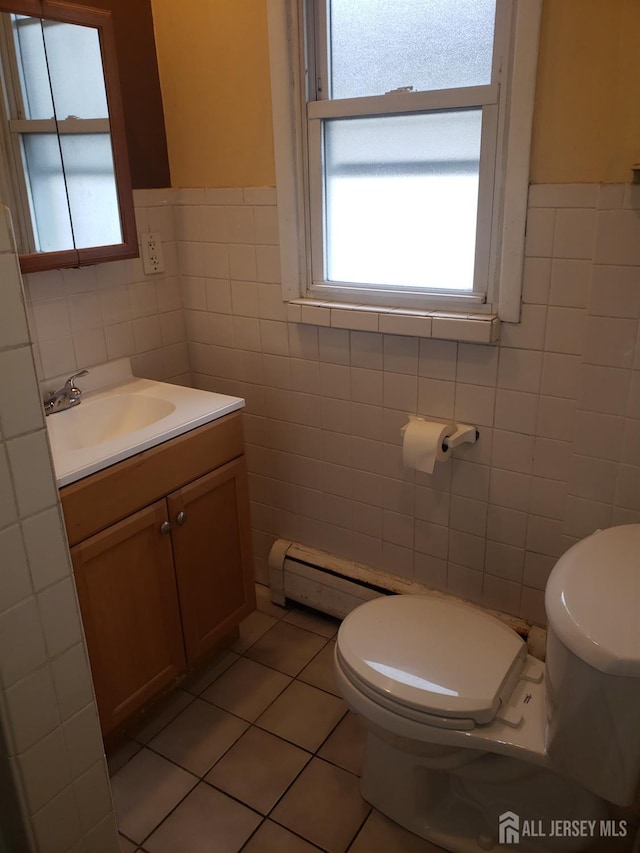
[176, 511, 187, 527]
[160, 520, 171, 535]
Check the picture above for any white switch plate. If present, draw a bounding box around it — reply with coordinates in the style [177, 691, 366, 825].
[141, 231, 165, 275]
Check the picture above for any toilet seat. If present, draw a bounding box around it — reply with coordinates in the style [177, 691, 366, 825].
[337, 595, 527, 727]
[336, 646, 477, 729]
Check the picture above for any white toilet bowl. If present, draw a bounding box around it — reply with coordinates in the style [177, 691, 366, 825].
[334, 525, 640, 852]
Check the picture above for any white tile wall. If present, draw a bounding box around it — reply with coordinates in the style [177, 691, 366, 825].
[23, 189, 190, 389]
[0, 206, 118, 852]
[17, 182, 640, 655]
[174, 183, 640, 627]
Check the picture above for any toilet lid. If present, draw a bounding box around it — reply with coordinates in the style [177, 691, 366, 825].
[337, 595, 526, 725]
[545, 525, 640, 676]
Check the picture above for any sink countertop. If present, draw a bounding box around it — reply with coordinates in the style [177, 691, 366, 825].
[46, 360, 245, 487]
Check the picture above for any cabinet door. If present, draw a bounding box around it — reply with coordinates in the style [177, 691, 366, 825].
[71, 500, 186, 736]
[168, 456, 256, 665]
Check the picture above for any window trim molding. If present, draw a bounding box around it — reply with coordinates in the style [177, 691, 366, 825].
[495, 0, 543, 322]
[266, 0, 308, 302]
[267, 0, 542, 324]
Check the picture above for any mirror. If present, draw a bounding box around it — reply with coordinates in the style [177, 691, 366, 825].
[0, 0, 136, 273]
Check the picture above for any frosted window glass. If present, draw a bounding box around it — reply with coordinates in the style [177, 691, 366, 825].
[42, 22, 108, 120]
[329, 0, 496, 99]
[22, 133, 120, 252]
[59, 134, 121, 248]
[324, 111, 482, 290]
[21, 134, 73, 252]
[12, 17, 107, 120]
[11, 16, 54, 119]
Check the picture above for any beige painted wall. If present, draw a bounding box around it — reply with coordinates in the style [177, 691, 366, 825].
[151, 0, 640, 187]
[531, 0, 640, 183]
[151, 0, 275, 187]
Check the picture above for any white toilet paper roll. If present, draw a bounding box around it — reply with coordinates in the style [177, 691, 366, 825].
[402, 419, 452, 475]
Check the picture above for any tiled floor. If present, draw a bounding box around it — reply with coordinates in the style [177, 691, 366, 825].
[109, 588, 443, 852]
[108, 588, 640, 853]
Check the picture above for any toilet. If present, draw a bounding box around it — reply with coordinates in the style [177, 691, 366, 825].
[334, 525, 640, 852]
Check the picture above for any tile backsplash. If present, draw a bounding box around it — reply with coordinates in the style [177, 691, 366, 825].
[22, 183, 640, 630]
[23, 189, 189, 388]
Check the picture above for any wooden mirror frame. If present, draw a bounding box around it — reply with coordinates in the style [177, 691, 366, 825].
[0, 0, 137, 273]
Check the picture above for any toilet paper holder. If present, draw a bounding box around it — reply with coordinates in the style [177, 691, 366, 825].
[401, 417, 479, 454]
[443, 422, 480, 451]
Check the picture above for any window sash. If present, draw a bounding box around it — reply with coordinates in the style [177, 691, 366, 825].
[304, 1, 510, 309]
[310, 0, 508, 104]
[307, 84, 500, 121]
[307, 104, 499, 308]
[9, 117, 110, 133]
[265, 0, 542, 322]
[17, 128, 121, 252]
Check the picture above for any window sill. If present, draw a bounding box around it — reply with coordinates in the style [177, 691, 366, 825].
[285, 299, 500, 344]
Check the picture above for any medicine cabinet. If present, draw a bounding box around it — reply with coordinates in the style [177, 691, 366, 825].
[0, 0, 136, 273]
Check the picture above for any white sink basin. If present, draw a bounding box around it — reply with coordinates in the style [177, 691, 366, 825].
[66, 394, 176, 449]
[45, 359, 244, 487]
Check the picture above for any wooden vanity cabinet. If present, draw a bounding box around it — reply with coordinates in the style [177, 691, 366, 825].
[169, 457, 253, 664]
[60, 412, 255, 737]
[70, 501, 186, 734]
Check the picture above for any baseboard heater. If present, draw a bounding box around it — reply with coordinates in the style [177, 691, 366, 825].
[268, 539, 547, 659]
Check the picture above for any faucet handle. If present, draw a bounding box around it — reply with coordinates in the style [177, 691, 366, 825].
[64, 369, 89, 389]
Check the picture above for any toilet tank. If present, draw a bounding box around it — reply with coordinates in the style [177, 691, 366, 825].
[544, 525, 640, 806]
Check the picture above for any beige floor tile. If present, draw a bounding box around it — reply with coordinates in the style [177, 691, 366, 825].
[298, 641, 340, 696]
[318, 711, 366, 776]
[110, 748, 197, 844]
[149, 698, 248, 777]
[271, 758, 370, 852]
[283, 606, 339, 638]
[201, 657, 290, 722]
[133, 690, 194, 744]
[256, 680, 346, 752]
[232, 611, 278, 654]
[144, 782, 261, 853]
[107, 739, 141, 777]
[245, 622, 327, 676]
[119, 836, 136, 852]
[254, 583, 289, 619]
[205, 726, 310, 814]
[183, 650, 240, 695]
[243, 820, 322, 852]
[349, 810, 445, 852]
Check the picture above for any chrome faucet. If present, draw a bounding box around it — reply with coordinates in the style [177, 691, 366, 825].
[43, 369, 90, 416]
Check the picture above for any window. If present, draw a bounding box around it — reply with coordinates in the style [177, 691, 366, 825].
[268, 0, 542, 324]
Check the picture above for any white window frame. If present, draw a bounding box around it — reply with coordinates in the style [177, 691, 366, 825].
[267, 0, 541, 324]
